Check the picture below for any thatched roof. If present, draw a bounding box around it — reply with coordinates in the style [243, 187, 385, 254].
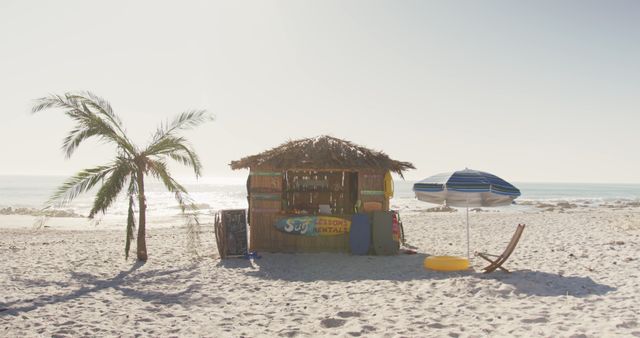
[230, 136, 415, 177]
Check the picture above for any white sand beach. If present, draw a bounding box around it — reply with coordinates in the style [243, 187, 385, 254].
[2, 0, 639, 337]
[1, 205, 639, 337]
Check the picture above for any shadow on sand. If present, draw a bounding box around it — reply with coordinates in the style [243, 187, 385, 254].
[234, 253, 616, 297]
[216, 258, 255, 269]
[242, 252, 473, 282]
[1, 261, 203, 316]
[480, 269, 616, 297]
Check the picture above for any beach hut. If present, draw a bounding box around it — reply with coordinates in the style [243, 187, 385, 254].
[230, 136, 414, 253]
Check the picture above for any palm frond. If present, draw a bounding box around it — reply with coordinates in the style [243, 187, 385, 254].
[67, 92, 128, 139]
[62, 127, 98, 159]
[153, 110, 213, 140]
[74, 91, 117, 121]
[145, 110, 211, 154]
[184, 208, 202, 259]
[47, 164, 118, 207]
[147, 159, 202, 256]
[31, 93, 62, 112]
[145, 136, 202, 177]
[88, 159, 134, 218]
[147, 160, 193, 211]
[32, 93, 136, 157]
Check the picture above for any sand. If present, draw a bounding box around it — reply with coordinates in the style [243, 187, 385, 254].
[1, 206, 640, 337]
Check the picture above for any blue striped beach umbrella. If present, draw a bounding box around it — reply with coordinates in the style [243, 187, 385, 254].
[413, 168, 521, 258]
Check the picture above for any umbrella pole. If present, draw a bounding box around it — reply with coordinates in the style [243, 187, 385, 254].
[466, 205, 470, 259]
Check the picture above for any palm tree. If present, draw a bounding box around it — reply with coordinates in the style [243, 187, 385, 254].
[32, 91, 213, 261]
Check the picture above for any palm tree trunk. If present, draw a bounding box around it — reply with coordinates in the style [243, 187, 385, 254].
[136, 171, 148, 261]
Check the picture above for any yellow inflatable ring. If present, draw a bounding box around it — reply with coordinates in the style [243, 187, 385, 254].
[424, 256, 470, 271]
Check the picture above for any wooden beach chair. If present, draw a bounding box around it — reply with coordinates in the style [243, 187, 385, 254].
[475, 223, 526, 273]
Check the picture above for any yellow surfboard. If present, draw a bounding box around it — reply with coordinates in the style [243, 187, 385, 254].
[384, 171, 394, 199]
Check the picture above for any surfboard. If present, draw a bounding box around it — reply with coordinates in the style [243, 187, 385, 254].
[384, 171, 394, 199]
[372, 211, 397, 255]
[274, 216, 350, 236]
[349, 213, 371, 255]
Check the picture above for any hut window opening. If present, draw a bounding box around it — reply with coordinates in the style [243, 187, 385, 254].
[284, 170, 357, 215]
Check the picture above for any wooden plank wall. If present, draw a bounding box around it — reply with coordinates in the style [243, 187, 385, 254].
[359, 170, 389, 211]
[249, 167, 351, 253]
[248, 168, 282, 252]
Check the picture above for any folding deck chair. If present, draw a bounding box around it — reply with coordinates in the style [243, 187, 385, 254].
[475, 223, 526, 273]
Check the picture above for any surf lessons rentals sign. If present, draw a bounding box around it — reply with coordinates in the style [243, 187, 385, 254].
[275, 216, 350, 236]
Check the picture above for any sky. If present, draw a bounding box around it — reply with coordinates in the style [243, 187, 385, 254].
[0, 0, 638, 183]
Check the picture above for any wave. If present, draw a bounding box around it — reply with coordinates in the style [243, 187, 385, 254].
[0, 207, 85, 218]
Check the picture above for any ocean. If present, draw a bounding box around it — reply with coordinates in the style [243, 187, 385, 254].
[1, 175, 639, 225]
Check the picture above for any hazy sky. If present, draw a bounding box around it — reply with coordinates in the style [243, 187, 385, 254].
[0, 1, 638, 183]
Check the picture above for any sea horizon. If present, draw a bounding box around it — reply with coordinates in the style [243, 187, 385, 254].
[2, 175, 639, 224]
[1, 173, 639, 185]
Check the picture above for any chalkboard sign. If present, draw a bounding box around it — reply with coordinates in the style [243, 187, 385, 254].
[214, 209, 248, 258]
